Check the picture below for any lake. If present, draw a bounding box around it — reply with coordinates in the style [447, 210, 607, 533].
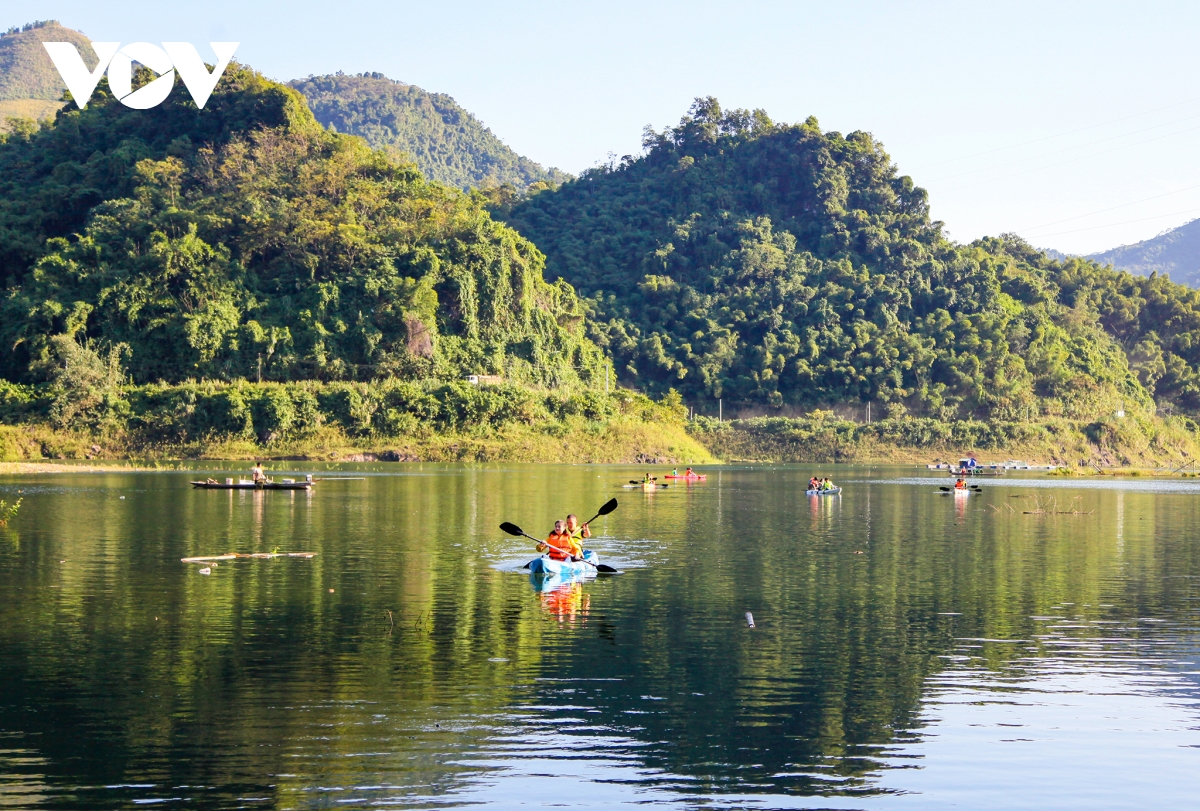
[0, 463, 1198, 809]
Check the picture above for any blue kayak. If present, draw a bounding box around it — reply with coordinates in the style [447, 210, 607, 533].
[806, 487, 841, 495]
[528, 550, 600, 576]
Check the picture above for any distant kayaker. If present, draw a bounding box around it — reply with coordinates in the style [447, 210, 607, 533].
[954, 477, 967, 490]
[809, 477, 820, 491]
[671, 467, 679, 477]
[822, 477, 834, 491]
[538, 520, 582, 561]
[252, 461, 268, 483]
[685, 467, 695, 477]
[565, 513, 592, 542]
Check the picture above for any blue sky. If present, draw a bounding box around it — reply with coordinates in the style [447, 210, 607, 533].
[9, 0, 1200, 254]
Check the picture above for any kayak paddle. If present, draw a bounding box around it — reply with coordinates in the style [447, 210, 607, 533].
[500, 521, 619, 573]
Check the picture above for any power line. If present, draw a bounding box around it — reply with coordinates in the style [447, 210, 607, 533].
[927, 111, 1200, 183]
[1023, 207, 1200, 240]
[1017, 182, 1200, 233]
[912, 95, 1200, 170]
[939, 123, 1200, 193]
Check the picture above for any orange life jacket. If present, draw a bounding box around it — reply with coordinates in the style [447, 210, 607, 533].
[544, 530, 581, 561]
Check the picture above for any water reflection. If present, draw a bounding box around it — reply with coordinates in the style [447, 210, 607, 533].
[0, 465, 1197, 809]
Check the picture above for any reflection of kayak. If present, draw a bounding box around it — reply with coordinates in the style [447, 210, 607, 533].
[806, 487, 841, 495]
[529, 569, 587, 594]
[664, 474, 706, 480]
[528, 550, 600, 576]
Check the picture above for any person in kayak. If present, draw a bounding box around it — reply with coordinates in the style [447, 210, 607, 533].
[822, 477, 834, 491]
[537, 520, 582, 561]
[809, 476, 820, 491]
[671, 467, 679, 477]
[954, 477, 968, 490]
[685, 467, 695, 477]
[565, 513, 592, 542]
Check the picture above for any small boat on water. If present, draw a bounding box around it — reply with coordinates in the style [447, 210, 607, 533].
[191, 478, 312, 490]
[806, 487, 842, 496]
[664, 474, 706, 481]
[527, 550, 601, 576]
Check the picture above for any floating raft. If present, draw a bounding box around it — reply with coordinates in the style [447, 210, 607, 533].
[806, 487, 842, 495]
[190, 480, 312, 490]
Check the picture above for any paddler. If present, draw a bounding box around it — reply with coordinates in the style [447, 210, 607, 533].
[671, 467, 679, 477]
[954, 477, 968, 490]
[809, 476, 820, 491]
[822, 477, 834, 491]
[537, 520, 582, 561]
[565, 513, 592, 543]
[685, 467, 695, 477]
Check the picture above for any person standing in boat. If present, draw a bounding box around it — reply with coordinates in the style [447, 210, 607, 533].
[252, 461, 268, 484]
[537, 520, 582, 562]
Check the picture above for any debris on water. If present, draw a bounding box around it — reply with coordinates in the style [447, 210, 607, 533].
[745, 612, 756, 628]
[198, 567, 211, 575]
[181, 552, 317, 563]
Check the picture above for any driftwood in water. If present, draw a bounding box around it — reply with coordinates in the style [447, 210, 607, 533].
[181, 552, 317, 563]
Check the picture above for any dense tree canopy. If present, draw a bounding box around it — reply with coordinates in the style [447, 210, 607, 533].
[502, 97, 1200, 420]
[290, 73, 571, 191]
[0, 65, 602, 388]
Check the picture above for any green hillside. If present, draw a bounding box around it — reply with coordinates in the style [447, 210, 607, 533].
[501, 97, 1200, 421]
[1088, 218, 1200, 287]
[290, 73, 570, 191]
[0, 20, 93, 101]
[0, 64, 602, 391]
[0, 20, 95, 133]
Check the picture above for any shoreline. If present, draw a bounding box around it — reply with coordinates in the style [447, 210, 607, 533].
[4, 411, 1200, 471]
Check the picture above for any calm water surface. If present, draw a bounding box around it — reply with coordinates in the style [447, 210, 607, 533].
[0, 464, 1197, 809]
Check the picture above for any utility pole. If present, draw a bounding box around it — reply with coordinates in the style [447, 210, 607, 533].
[719, 398, 723, 423]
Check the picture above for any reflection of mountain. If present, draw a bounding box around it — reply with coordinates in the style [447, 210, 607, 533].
[0, 468, 1196, 805]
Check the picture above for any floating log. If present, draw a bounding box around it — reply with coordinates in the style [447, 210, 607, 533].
[181, 552, 317, 563]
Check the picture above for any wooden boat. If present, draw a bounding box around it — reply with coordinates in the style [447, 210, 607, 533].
[191, 479, 312, 490]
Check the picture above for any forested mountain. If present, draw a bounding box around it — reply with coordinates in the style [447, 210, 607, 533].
[502, 97, 1200, 420]
[0, 64, 602, 389]
[289, 73, 570, 191]
[0, 20, 90, 132]
[1088, 218, 1200, 287]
